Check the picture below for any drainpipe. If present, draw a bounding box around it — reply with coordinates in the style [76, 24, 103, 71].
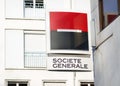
[73, 72, 76, 86]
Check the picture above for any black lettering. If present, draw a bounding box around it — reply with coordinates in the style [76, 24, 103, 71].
[84, 64, 88, 69]
[57, 58, 62, 63]
[67, 64, 71, 68]
[58, 64, 62, 68]
[69, 59, 73, 63]
[78, 59, 81, 63]
[53, 58, 57, 63]
[73, 59, 77, 63]
[71, 64, 76, 68]
[62, 64, 67, 68]
[53, 64, 57, 68]
[63, 58, 67, 63]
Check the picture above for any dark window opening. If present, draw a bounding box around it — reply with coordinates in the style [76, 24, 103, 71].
[81, 82, 94, 86]
[24, 0, 44, 8]
[99, 0, 120, 31]
[24, 0, 33, 8]
[8, 81, 28, 86]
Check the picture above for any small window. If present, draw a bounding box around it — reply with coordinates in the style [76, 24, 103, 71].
[8, 81, 28, 86]
[81, 82, 94, 86]
[35, 0, 44, 8]
[24, 0, 33, 8]
[44, 82, 66, 86]
[99, 0, 120, 31]
[24, 0, 44, 8]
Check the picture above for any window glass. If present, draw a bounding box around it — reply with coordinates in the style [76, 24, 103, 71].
[8, 84, 16, 86]
[24, 32, 47, 68]
[25, 0, 33, 8]
[81, 82, 94, 86]
[35, 0, 44, 8]
[19, 84, 27, 86]
[91, 84, 94, 86]
[25, 34, 46, 52]
[99, 0, 119, 30]
[24, 0, 44, 8]
[8, 81, 28, 86]
[81, 83, 88, 86]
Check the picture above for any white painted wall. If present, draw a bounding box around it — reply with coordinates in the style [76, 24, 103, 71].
[72, 0, 91, 13]
[25, 8, 45, 19]
[0, 0, 94, 86]
[5, 19, 45, 30]
[0, 0, 5, 72]
[5, 0, 24, 18]
[5, 30, 24, 68]
[25, 34, 46, 52]
[45, 0, 71, 10]
[94, 16, 120, 86]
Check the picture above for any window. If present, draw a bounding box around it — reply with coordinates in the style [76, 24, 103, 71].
[44, 82, 66, 86]
[24, 0, 33, 8]
[24, 0, 45, 19]
[99, 0, 120, 30]
[24, 0, 44, 8]
[24, 31, 47, 68]
[8, 81, 28, 86]
[80, 82, 94, 86]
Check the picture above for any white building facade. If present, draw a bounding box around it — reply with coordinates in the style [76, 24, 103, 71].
[0, 0, 94, 86]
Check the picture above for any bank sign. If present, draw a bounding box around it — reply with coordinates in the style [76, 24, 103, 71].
[47, 57, 92, 71]
[49, 11, 89, 52]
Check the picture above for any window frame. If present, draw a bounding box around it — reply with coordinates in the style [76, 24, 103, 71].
[79, 80, 94, 86]
[24, 30, 47, 68]
[24, 0, 44, 8]
[43, 80, 67, 86]
[6, 80, 30, 86]
[98, 0, 120, 31]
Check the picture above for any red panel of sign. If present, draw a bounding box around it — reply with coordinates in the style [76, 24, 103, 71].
[50, 12, 88, 32]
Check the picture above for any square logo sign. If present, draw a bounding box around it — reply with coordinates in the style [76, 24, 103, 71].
[50, 12, 89, 51]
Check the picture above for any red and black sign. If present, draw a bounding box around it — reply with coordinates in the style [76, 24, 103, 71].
[50, 12, 88, 50]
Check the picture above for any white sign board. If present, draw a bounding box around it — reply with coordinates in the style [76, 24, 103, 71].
[47, 57, 92, 71]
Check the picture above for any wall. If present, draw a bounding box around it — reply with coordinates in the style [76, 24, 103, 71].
[0, 0, 94, 86]
[5, 19, 45, 30]
[0, 0, 5, 86]
[5, 0, 24, 18]
[94, 16, 120, 86]
[3, 70, 94, 86]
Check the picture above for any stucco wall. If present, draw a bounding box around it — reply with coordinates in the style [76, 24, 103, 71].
[0, 0, 94, 86]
